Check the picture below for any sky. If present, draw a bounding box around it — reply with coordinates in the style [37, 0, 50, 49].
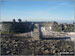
[0, 0, 75, 23]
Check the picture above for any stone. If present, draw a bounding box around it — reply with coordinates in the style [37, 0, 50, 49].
[6, 51, 11, 54]
[44, 50, 49, 54]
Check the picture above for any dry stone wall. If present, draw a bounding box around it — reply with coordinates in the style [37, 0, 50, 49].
[0, 22, 34, 33]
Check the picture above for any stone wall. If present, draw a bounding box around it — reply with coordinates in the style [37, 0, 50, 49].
[41, 22, 75, 32]
[0, 21, 75, 33]
[0, 22, 34, 33]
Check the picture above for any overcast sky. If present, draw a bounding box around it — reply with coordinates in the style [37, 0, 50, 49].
[1, 0, 74, 23]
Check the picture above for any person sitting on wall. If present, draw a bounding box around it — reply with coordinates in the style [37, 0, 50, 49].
[13, 19, 16, 22]
[18, 19, 22, 22]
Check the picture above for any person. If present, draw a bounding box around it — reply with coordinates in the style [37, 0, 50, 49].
[13, 19, 16, 22]
[18, 18, 22, 22]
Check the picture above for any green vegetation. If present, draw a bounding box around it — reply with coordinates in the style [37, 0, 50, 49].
[0, 31, 15, 34]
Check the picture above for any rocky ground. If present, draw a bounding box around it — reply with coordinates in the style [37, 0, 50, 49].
[1, 34, 74, 55]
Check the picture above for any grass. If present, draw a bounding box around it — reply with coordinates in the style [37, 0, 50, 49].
[0, 31, 15, 34]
